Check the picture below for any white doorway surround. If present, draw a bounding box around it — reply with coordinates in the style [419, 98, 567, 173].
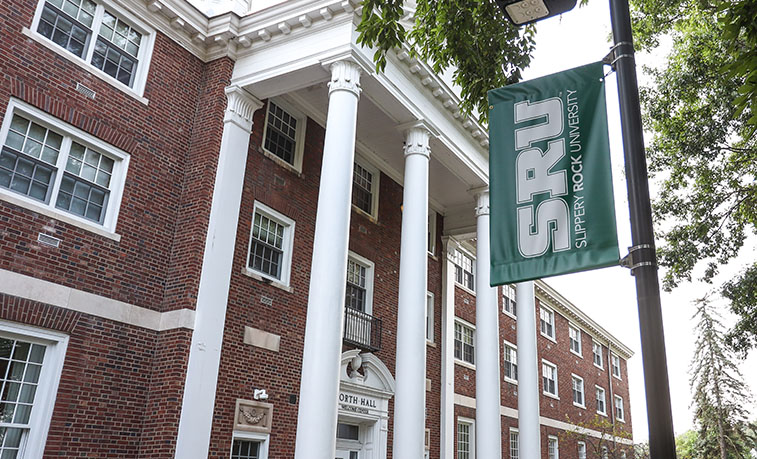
[336, 350, 395, 459]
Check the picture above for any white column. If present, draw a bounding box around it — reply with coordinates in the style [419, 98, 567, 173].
[393, 125, 431, 459]
[440, 237, 458, 459]
[293, 60, 362, 459]
[473, 189, 503, 458]
[175, 86, 262, 458]
[516, 281, 541, 457]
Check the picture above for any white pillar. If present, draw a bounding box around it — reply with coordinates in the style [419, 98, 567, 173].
[440, 237, 458, 459]
[392, 125, 432, 459]
[516, 281, 541, 457]
[473, 189, 503, 458]
[293, 59, 362, 459]
[175, 86, 262, 458]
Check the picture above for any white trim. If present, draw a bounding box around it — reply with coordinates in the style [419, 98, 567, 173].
[0, 98, 130, 235]
[578, 441, 587, 459]
[541, 358, 559, 399]
[0, 268, 195, 331]
[548, 435, 559, 459]
[451, 393, 635, 445]
[452, 247, 476, 293]
[352, 154, 380, 221]
[501, 284, 517, 319]
[27, 0, 156, 98]
[247, 201, 296, 287]
[427, 208, 437, 256]
[592, 339, 604, 370]
[595, 385, 608, 416]
[571, 373, 586, 409]
[453, 317, 476, 368]
[503, 339, 518, 385]
[569, 324, 583, 358]
[347, 251, 374, 315]
[426, 291, 434, 344]
[260, 97, 306, 173]
[614, 395, 625, 422]
[611, 352, 622, 380]
[456, 416, 475, 459]
[230, 431, 270, 459]
[0, 320, 69, 459]
[539, 304, 556, 341]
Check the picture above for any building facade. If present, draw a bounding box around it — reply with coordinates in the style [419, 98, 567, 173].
[0, 0, 634, 457]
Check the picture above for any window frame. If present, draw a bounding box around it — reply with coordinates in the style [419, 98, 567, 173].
[456, 417, 475, 459]
[229, 431, 269, 459]
[595, 385, 607, 416]
[426, 291, 434, 344]
[427, 208, 437, 256]
[571, 373, 585, 408]
[614, 395, 625, 422]
[260, 97, 306, 173]
[503, 339, 518, 384]
[345, 251, 374, 315]
[548, 435, 559, 459]
[577, 441, 586, 459]
[509, 428, 519, 459]
[568, 324, 582, 357]
[539, 305, 556, 341]
[611, 353, 622, 379]
[0, 320, 69, 459]
[245, 201, 295, 288]
[0, 98, 129, 236]
[27, 0, 155, 98]
[592, 340, 604, 369]
[351, 155, 380, 220]
[541, 359, 559, 399]
[502, 284, 517, 318]
[452, 248, 475, 292]
[454, 319, 476, 368]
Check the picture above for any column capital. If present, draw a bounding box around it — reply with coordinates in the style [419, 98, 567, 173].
[472, 187, 490, 217]
[224, 86, 263, 132]
[398, 120, 438, 159]
[326, 60, 362, 97]
[441, 236, 461, 261]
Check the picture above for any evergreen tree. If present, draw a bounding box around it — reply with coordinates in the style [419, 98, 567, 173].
[689, 298, 756, 458]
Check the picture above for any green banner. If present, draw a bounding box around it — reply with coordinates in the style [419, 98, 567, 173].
[489, 61, 619, 285]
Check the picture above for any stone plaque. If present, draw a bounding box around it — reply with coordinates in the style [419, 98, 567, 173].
[234, 399, 273, 433]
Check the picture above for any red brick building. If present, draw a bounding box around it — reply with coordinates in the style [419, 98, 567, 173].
[0, 0, 633, 457]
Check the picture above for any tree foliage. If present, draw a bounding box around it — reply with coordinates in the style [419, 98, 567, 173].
[689, 298, 756, 458]
[560, 414, 641, 458]
[356, 0, 535, 122]
[675, 430, 698, 459]
[630, 0, 757, 355]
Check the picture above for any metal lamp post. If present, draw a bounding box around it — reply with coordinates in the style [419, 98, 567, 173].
[496, 0, 678, 457]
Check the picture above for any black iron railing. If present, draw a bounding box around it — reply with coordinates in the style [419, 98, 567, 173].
[343, 308, 382, 352]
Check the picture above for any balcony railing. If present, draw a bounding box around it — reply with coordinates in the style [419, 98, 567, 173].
[343, 307, 382, 352]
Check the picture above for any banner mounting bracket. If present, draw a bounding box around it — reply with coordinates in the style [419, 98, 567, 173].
[620, 243, 656, 275]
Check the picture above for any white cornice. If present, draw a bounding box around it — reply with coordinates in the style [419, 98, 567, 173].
[534, 279, 635, 359]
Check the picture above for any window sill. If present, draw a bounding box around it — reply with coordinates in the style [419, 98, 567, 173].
[594, 363, 604, 370]
[0, 191, 121, 241]
[454, 359, 476, 371]
[455, 283, 476, 297]
[23, 28, 149, 105]
[504, 377, 518, 386]
[616, 418, 626, 423]
[612, 374, 622, 380]
[570, 350, 583, 359]
[502, 310, 517, 320]
[540, 332, 557, 344]
[426, 340, 436, 348]
[543, 392, 560, 400]
[573, 402, 586, 409]
[242, 268, 293, 293]
[259, 147, 303, 175]
[597, 411, 608, 417]
[351, 205, 378, 223]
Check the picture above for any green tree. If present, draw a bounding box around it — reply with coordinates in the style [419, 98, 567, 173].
[675, 430, 697, 459]
[689, 298, 755, 458]
[560, 414, 640, 458]
[629, 0, 757, 356]
[356, 0, 535, 122]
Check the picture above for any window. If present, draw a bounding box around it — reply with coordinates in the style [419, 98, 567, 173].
[230, 432, 269, 459]
[246, 202, 295, 286]
[0, 321, 68, 459]
[345, 253, 374, 314]
[540, 306, 555, 340]
[261, 99, 305, 170]
[509, 429, 519, 459]
[596, 386, 607, 415]
[593, 340, 603, 368]
[611, 353, 621, 379]
[602, 446, 608, 459]
[548, 436, 559, 459]
[614, 395, 625, 421]
[0, 99, 128, 233]
[426, 292, 434, 343]
[352, 158, 379, 218]
[454, 321, 475, 365]
[336, 422, 359, 441]
[457, 419, 474, 459]
[572, 374, 585, 407]
[428, 209, 437, 256]
[569, 325, 582, 356]
[453, 249, 475, 291]
[542, 360, 558, 397]
[503, 341, 518, 383]
[578, 442, 586, 459]
[502, 284, 517, 317]
[30, 0, 154, 94]
[621, 450, 627, 459]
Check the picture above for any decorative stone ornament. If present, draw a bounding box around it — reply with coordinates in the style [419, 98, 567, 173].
[327, 60, 362, 97]
[234, 399, 274, 433]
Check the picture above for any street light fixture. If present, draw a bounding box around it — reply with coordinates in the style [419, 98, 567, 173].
[497, 0, 679, 457]
[495, 0, 577, 25]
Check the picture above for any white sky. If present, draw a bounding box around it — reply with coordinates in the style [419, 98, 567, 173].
[521, 0, 757, 443]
